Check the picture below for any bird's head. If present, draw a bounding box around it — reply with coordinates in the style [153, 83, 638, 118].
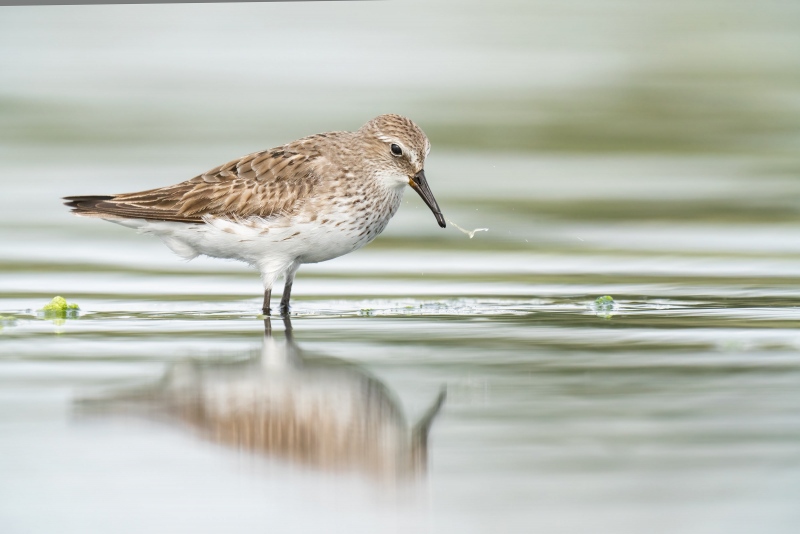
[359, 114, 446, 228]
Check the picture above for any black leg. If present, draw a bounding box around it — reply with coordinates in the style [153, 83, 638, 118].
[261, 288, 272, 315]
[279, 281, 292, 315]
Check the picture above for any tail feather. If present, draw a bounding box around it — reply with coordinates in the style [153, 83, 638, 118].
[64, 195, 118, 218]
[63, 195, 198, 222]
[64, 195, 134, 219]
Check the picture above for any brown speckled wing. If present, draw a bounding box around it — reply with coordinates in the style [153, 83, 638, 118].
[65, 142, 326, 223]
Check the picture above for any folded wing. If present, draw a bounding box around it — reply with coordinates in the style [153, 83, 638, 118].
[65, 145, 324, 223]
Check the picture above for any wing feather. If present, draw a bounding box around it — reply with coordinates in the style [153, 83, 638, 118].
[65, 141, 327, 223]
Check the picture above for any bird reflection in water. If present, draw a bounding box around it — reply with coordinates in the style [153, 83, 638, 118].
[84, 316, 445, 481]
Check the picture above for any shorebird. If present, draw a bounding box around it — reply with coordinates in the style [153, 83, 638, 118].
[65, 114, 446, 314]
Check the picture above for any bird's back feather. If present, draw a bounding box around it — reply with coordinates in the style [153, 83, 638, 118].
[64, 135, 336, 223]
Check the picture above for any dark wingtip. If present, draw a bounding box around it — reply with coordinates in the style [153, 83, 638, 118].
[63, 195, 114, 212]
[436, 213, 446, 228]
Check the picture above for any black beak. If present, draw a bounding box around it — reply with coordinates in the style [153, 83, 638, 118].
[409, 170, 446, 228]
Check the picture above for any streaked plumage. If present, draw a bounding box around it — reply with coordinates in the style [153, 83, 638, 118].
[65, 114, 446, 313]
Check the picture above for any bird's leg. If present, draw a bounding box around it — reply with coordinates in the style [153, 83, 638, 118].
[279, 263, 300, 316]
[261, 288, 272, 315]
[279, 281, 292, 315]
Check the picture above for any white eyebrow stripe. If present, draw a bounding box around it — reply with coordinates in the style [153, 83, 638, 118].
[377, 135, 402, 147]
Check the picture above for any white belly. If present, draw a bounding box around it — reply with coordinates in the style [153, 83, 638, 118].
[116, 194, 400, 272]
[109, 186, 404, 291]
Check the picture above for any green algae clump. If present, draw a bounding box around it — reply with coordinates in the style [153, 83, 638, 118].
[594, 295, 615, 307]
[593, 295, 617, 319]
[40, 296, 80, 319]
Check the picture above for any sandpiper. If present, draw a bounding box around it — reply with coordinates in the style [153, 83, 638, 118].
[65, 114, 446, 314]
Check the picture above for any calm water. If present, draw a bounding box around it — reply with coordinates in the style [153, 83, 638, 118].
[3, 2, 800, 533]
[3, 151, 800, 533]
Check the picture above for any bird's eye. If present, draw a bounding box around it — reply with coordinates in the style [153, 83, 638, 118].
[390, 144, 403, 156]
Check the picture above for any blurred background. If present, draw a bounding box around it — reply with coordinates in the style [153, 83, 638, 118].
[3, 1, 800, 251]
[2, 1, 800, 533]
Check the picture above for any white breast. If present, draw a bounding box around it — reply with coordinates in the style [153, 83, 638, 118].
[116, 186, 405, 274]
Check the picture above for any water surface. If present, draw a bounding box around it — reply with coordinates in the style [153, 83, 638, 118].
[2, 2, 800, 533]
